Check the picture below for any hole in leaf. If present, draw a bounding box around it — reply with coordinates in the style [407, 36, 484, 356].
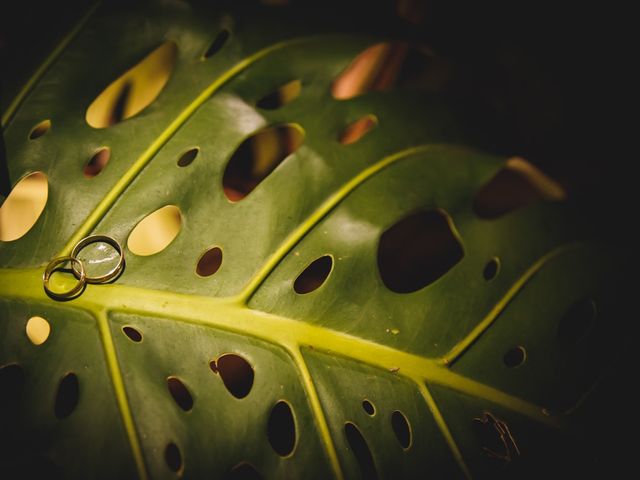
[362, 399, 375, 416]
[127, 205, 181, 256]
[503, 346, 526, 368]
[29, 119, 51, 139]
[86, 41, 177, 128]
[558, 298, 597, 344]
[473, 157, 566, 219]
[164, 442, 182, 472]
[344, 422, 378, 479]
[26, 316, 50, 345]
[203, 29, 230, 59]
[0, 171, 48, 242]
[177, 148, 199, 167]
[122, 326, 142, 342]
[83, 147, 111, 178]
[391, 410, 412, 449]
[54, 373, 79, 419]
[472, 411, 520, 464]
[196, 247, 223, 277]
[377, 209, 464, 293]
[212, 354, 254, 399]
[167, 376, 193, 412]
[267, 401, 296, 456]
[483, 257, 500, 281]
[223, 124, 304, 201]
[0, 363, 25, 411]
[293, 255, 332, 294]
[229, 462, 262, 480]
[256, 79, 301, 110]
[332, 42, 410, 99]
[339, 114, 378, 145]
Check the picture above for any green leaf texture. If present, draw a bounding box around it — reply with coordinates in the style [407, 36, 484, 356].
[0, 1, 625, 479]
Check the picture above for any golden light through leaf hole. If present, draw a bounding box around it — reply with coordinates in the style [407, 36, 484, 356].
[127, 205, 182, 256]
[0, 172, 48, 242]
[86, 41, 177, 128]
[26, 316, 51, 345]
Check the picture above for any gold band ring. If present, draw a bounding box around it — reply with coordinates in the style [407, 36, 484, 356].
[70, 234, 125, 284]
[43, 256, 86, 300]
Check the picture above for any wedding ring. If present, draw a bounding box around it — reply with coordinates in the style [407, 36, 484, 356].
[43, 256, 86, 300]
[70, 234, 125, 284]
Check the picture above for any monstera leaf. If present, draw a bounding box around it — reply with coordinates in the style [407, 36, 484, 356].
[0, 1, 627, 479]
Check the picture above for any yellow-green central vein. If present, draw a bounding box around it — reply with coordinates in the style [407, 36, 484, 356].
[0, 267, 564, 429]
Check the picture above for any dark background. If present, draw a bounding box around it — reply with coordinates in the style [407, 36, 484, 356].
[1, 0, 629, 208]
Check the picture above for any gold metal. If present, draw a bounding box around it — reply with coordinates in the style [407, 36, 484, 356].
[43, 256, 86, 300]
[70, 234, 125, 284]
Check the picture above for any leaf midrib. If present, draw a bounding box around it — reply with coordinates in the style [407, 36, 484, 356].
[0, 266, 564, 428]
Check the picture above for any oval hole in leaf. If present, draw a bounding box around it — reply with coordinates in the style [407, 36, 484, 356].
[391, 410, 412, 449]
[0, 363, 25, 412]
[213, 354, 254, 399]
[293, 255, 332, 294]
[339, 114, 377, 145]
[196, 247, 223, 277]
[202, 29, 229, 59]
[127, 205, 182, 256]
[29, 119, 51, 139]
[0, 172, 48, 242]
[362, 399, 375, 416]
[84, 147, 110, 178]
[177, 147, 199, 167]
[26, 316, 50, 345]
[483, 257, 500, 281]
[167, 376, 193, 411]
[86, 41, 177, 128]
[377, 209, 464, 293]
[332, 42, 411, 99]
[229, 462, 262, 480]
[223, 124, 304, 201]
[164, 442, 182, 472]
[267, 401, 296, 456]
[256, 79, 301, 110]
[473, 157, 566, 219]
[558, 298, 597, 344]
[503, 346, 526, 368]
[122, 326, 142, 342]
[344, 422, 378, 479]
[54, 373, 79, 419]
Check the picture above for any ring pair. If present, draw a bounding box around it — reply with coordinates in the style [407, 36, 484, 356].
[43, 235, 125, 300]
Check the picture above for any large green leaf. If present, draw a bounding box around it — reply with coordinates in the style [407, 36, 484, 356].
[0, 1, 626, 479]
